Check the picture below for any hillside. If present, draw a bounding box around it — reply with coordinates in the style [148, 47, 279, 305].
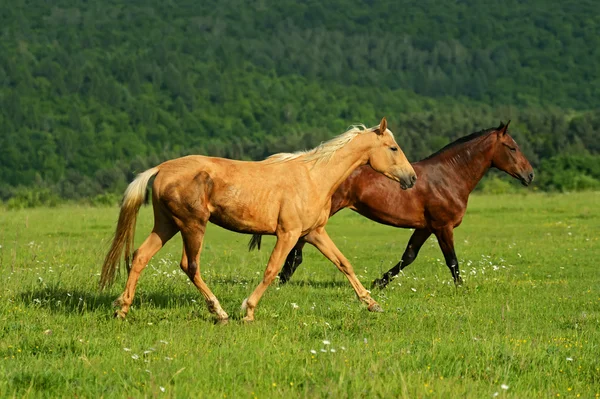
[0, 0, 599, 200]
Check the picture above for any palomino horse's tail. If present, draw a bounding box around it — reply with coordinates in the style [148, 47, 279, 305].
[99, 167, 160, 290]
[248, 234, 262, 251]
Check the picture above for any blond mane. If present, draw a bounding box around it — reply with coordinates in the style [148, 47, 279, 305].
[265, 123, 387, 165]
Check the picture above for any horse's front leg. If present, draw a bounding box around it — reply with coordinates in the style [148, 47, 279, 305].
[242, 230, 301, 322]
[305, 227, 382, 312]
[373, 228, 431, 288]
[434, 227, 463, 285]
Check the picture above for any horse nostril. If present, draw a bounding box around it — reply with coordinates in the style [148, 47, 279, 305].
[528, 172, 535, 181]
[411, 175, 417, 183]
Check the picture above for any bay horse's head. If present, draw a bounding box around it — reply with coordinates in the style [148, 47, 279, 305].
[368, 117, 417, 190]
[491, 121, 535, 186]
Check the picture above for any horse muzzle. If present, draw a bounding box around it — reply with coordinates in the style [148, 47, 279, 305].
[519, 171, 535, 186]
[399, 173, 417, 190]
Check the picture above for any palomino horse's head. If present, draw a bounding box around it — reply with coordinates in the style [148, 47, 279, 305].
[368, 117, 417, 190]
[491, 121, 535, 186]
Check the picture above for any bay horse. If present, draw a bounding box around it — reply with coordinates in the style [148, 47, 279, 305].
[99, 118, 417, 322]
[249, 121, 534, 288]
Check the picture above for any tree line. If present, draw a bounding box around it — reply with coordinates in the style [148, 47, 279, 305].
[0, 0, 599, 207]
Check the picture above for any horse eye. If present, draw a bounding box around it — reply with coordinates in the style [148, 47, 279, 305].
[390, 147, 398, 152]
[510, 147, 517, 152]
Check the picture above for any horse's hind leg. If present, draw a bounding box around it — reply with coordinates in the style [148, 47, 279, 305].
[179, 224, 229, 322]
[115, 215, 178, 318]
[278, 240, 306, 284]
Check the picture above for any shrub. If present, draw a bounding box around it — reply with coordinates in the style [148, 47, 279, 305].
[6, 187, 60, 210]
[536, 155, 600, 192]
[478, 176, 519, 195]
[89, 193, 122, 207]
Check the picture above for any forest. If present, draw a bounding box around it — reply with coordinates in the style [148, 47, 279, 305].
[0, 0, 599, 206]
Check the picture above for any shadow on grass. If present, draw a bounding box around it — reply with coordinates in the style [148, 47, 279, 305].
[16, 277, 353, 323]
[281, 279, 358, 289]
[18, 286, 208, 314]
[208, 275, 349, 289]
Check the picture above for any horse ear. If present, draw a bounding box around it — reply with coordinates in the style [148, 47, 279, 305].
[501, 120, 511, 135]
[498, 120, 510, 136]
[376, 117, 387, 135]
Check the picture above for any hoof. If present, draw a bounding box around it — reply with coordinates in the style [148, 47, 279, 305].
[242, 316, 255, 323]
[215, 318, 229, 326]
[368, 302, 384, 313]
[114, 310, 127, 320]
[216, 311, 230, 321]
[371, 278, 388, 289]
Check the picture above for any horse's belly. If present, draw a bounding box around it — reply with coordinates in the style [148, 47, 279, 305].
[353, 203, 425, 229]
[207, 190, 279, 234]
[208, 213, 274, 234]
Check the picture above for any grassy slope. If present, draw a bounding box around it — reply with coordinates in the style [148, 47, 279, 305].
[0, 192, 599, 397]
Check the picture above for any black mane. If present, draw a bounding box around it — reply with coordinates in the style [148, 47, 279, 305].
[420, 123, 504, 161]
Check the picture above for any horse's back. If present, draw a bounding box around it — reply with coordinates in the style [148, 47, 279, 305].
[152, 155, 320, 234]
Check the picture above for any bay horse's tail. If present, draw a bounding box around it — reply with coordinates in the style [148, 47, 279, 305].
[248, 234, 262, 251]
[99, 167, 160, 290]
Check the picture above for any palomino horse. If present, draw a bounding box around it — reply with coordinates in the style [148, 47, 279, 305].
[249, 121, 534, 287]
[99, 118, 417, 322]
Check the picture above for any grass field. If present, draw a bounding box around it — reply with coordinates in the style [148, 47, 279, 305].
[0, 192, 599, 398]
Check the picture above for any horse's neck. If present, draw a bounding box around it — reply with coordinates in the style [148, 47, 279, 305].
[433, 136, 494, 195]
[306, 135, 371, 199]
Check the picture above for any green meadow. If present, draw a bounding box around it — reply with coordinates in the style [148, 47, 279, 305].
[0, 192, 598, 398]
